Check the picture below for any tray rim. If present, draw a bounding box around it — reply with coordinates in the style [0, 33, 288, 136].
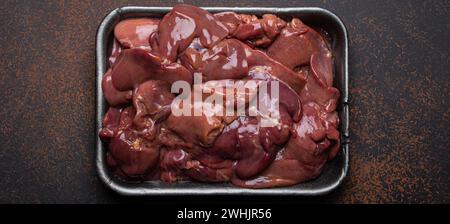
[96, 6, 349, 196]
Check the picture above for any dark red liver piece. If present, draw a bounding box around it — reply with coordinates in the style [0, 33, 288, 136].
[110, 48, 193, 91]
[101, 69, 132, 107]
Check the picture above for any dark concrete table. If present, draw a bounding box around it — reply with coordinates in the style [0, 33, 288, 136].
[0, 0, 448, 203]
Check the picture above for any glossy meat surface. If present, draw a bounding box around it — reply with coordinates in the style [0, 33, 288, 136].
[100, 4, 340, 188]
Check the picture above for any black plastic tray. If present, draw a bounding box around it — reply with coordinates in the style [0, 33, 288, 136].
[96, 6, 349, 195]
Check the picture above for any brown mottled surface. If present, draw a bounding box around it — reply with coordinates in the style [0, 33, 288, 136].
[0, 0, 448, 203]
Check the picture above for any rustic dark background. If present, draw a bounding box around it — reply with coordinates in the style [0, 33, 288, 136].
[0, 0, 448, 203]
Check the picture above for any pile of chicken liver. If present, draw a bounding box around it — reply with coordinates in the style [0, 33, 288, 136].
[99, 4, 340, 188]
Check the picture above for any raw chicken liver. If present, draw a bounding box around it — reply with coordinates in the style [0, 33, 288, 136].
[100, 4, 340, 188]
